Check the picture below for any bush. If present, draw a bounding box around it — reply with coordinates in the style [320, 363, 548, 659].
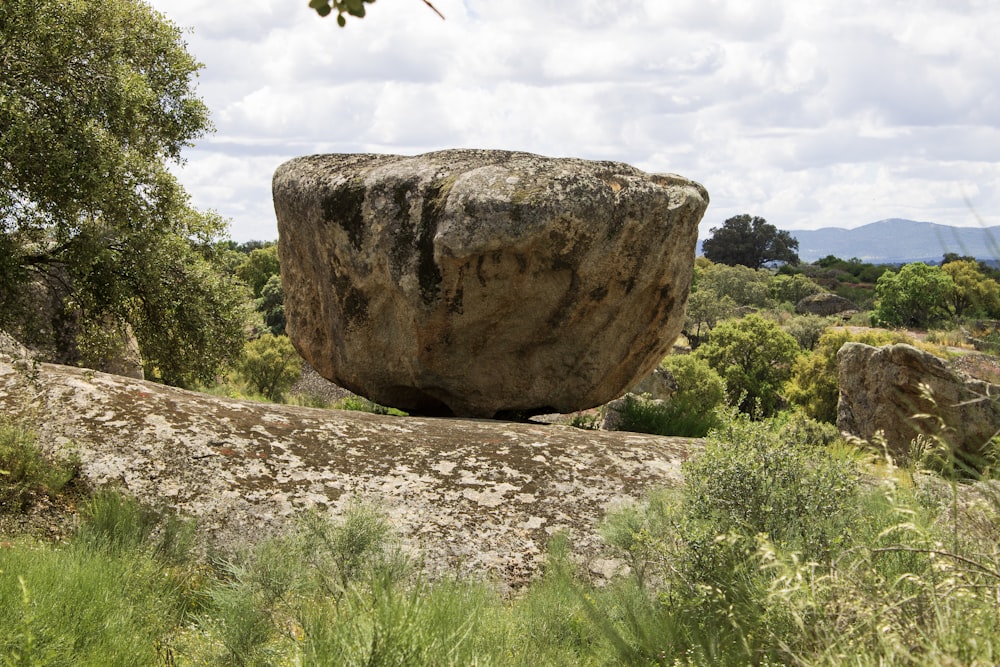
[0, 420, 78, 512]
[0, 492, 195, 665]
[784, 313, 834, 350]
[686, 415, 861, 561]
[612, 394, 679, 436]
[770, 273, 825, 305]
[656, 354, 727, 436]
[237, 333, 302, 401]
[694, 314, 800, 417]
[608, 356, 725, 437]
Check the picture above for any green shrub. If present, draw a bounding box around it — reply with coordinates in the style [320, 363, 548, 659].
[784, 313, 834, 350]
[695, 314, 800, 417]
[770, 273, 825, 305]
[612, 394, 678, 436]
[655, 354, 726, 436]
[0, 420, 78, 512]
[0, 492, 196, 665]
[334, 395, 406, 416]
[686, 415, 861, 561]
[237, 332, 303, 401]
[74, 490, 196, 565]
[567, 412, 599, 430]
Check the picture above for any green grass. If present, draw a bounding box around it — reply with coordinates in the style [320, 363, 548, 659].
[611, 393, 723, 438]
[0, 418, 78, 512]
[3, 416, 1000, 665]
[332, 395, 408, 416]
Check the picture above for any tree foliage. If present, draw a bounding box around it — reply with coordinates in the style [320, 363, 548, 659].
[695, 261, 774, 308]
[702, 214, 800, 268]
[237, 334, 302, 401]
[256, 274, 286, 336]
[873, 263, 954, 328]
[236, 245, 280, 300]
[683, 289, 738, 345]
[769, 273, 825, 306]
[308, 0, 376, 25]
[941, 259, 1000, 318]
[0, 0, 248, 385]
[309, 0, 445, 25]
[694, 314, 800, 418]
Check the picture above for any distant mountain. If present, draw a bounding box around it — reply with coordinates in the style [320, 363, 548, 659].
[782, 219, 1000, 264]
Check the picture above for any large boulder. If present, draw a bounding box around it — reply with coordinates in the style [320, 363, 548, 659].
[273, 150, 708, 418]
[837, 342, 1000, 459]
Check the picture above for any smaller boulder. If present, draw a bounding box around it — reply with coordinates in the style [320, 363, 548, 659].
[796, 293, 857, 316]
[631, 367, 678, 401]
[837, 342, 1000, 461]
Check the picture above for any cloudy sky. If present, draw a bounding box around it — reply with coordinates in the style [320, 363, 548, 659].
[146, 0, 999, 242]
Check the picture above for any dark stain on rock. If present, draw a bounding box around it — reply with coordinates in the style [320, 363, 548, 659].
[321, 179, 367, 251]
[331, 271, 369, 328]
[589, 286, 608, 302]
[387, 182, 416, 281]
[416, 178, 452, 305]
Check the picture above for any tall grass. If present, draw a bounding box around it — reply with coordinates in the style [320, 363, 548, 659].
[0, 418, 78, 511]
[0, 491, 199, 665]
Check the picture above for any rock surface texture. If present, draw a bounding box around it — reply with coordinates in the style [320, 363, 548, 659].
[273, 150, 708, 418]
[0, 356, 694, 588]
[837, 343, 1000, 457]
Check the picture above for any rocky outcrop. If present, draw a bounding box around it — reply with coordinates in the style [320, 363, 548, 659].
[600, 367, 678, 431]
[631, 366, 678, 401]
[0, 356, 695, 588]
[796, 293, 857, 316]
[837, 343, 1000, 458]
[273, 149, 708, 418]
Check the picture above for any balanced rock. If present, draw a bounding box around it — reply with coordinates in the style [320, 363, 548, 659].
[273, 150, 708, 418]
[837, 342, 1000, 458]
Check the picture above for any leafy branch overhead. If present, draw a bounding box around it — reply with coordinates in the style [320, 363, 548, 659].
[308, 0, 444, 26]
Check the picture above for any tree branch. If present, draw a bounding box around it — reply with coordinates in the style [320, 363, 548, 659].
[421, 0, 445, 20]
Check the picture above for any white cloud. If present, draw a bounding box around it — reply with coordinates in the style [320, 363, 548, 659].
[147, 0, 1000, 241]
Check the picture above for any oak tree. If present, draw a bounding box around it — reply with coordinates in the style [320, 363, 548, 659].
[702, 214, 800, 268]
[0, 0, 249, 385]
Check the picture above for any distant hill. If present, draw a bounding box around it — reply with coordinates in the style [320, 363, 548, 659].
[782, 219, 1000, 264]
